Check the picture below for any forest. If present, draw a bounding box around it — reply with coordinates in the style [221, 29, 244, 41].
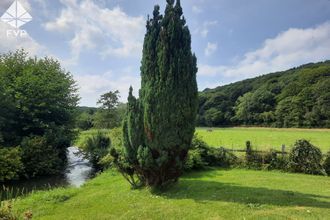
[198, 61, 330, 128]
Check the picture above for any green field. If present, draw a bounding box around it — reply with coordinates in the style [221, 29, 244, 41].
[196, 127, 330, 152]
[75, 127, 330, 153]
[14, 169, 330, 220]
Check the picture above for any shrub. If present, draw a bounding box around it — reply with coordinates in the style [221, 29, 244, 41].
[21, 136, 62, 177]
[263, 150, 289, 170]
[0, 147, 23, 182]
[288, 140, 324, 175]
[324, 151, 330, 175]
[82, 132, 111, 170]
[184, 136, 237, 170]
[110, 147, 140, 188]
[208, 147, 238, 168]
[184, 148, 207, 170]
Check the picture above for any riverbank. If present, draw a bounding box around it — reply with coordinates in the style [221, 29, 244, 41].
[13, 169, 330, 219]
[1, 147, 94, 200]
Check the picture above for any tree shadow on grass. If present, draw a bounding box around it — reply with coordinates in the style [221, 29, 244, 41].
[156, 179, 330, 209]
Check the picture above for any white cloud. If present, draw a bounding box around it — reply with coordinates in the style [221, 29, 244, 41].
[192, 5, 202, 14]
[195, 20, 218, 38]
[204, 42, 217, 56]
[0, 22, 46, 56]
[45, 0, 145, 64]
[75, 68, 140, 106]
[199, 22, 330, 83]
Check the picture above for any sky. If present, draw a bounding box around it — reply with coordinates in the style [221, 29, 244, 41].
[0, 0, 330, 107]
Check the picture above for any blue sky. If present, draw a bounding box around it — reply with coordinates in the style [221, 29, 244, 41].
[0, 0, 330, 106]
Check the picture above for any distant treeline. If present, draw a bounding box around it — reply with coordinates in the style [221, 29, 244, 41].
[198, 61, 330, 128]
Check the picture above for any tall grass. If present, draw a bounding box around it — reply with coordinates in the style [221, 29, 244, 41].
[0, 185, 26, 202]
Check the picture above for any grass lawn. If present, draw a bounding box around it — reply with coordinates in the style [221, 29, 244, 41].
[196, 127, 330, 152]
[14, 169, 330, 220]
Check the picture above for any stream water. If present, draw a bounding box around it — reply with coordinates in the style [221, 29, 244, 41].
[1, 147, 94, 198]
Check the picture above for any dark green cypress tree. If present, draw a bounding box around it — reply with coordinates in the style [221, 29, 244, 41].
[122, 0, 198, 187]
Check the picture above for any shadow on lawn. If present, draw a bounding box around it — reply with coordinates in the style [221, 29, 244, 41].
[157, 179, 330, 209]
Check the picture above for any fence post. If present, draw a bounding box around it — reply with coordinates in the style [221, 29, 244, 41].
[282, 144, 285, 157]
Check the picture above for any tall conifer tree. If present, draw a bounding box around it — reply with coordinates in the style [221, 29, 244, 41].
[122, 0, 198, 187]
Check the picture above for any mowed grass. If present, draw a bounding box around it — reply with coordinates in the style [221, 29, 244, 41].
[14, 169, 330, 220]
[196, 127, 330, 152]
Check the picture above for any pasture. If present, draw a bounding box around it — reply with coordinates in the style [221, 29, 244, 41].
[196, 127, 330, 152]
[75, 127, 330, 153]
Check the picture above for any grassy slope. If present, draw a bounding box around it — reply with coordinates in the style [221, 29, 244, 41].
[14, 169, 330, 220]
[196, 127, 330, 152]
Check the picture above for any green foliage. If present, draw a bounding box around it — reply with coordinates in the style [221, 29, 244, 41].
[185, 136, 237, 170]
[323, 151, 330, 176]
[198, 61, 330, 128]
[263, 150, 289, 171]
[184, 136, 209, 170]
[120, 0, 198, 187]
[0, 147, 23, 182]
[0, 50, 79, 180]
[97, 90, 120, 110]
[81, 132, 111, 169]
[94, 91, 121, 129]
[242, 141, 289, 170]
[185, 149, 206, 170]
[108, 127, 123, 149]
[76, 112, 94, 130]
[288, 140, 324, 175]
[21, 136, 63, 177]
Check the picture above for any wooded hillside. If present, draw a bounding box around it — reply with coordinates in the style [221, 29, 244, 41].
[198, 61, 330, 128]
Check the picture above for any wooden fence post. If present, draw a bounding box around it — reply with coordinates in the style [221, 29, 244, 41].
[282, 144, 286, 157]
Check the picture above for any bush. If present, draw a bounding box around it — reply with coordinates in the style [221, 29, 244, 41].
[82, 132, 111, 169]
[206, 147, 238, 168]
[324, 151, 330, 176]
[76, 112, 94, 131]
[185, 148, 207, 170]
[185, 136, 237, 170]
[0, 147, 23, 182]
[21, 136, 62, 178]
[288, 140, 324, 175]
[263, 150, 289, 170]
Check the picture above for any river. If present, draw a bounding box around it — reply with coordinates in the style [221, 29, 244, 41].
[1, 147, 94, 199]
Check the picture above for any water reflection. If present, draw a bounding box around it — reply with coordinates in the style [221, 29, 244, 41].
[1, 147, 94, 198]
[66, 146, 94, 187]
